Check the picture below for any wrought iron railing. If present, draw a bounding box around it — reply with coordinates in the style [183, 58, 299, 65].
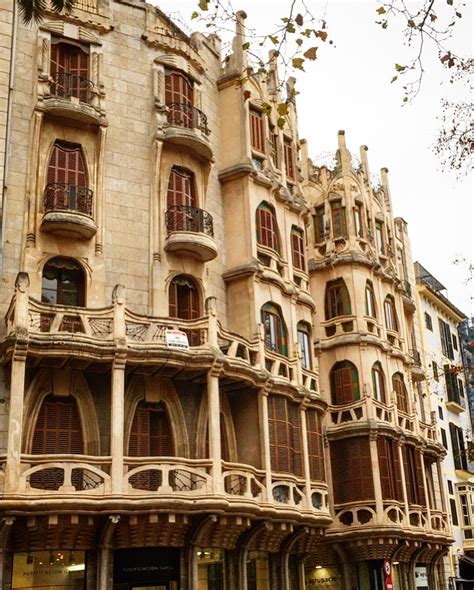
[166, 102, 210, 135]
[43, 182, 93, 217]
[50, 72, 94, 104]
[165, 205, 214, 237]
[409, 349, 422, 367]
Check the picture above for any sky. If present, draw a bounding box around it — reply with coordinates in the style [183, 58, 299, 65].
[156, 0, 473, 316]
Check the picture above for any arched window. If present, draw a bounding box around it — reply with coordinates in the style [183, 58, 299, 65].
[324, 279, 351, 320]
[45, 141, 91, 215]
[42, 257, 85, 307]
[392, 372, 408, 413]
[330, 361, 360, 405]
[128, 401, 174, 491]
[268, 395, 302, 476]
[166, 167, 198, 233]
[291, 226, 305, 271]
[165, 68, 194, 128]
[297, 321, 312, 370]
[169, 275, 200, 320]
[384, 295, 398, 331]
[365, 281, 377, 318]
[31, 395, 83, 490]
[256, 202, 281, 253]
[261, 303, 287, 356]
[372, 362, 386, 404]
[50, 41, 90, 102]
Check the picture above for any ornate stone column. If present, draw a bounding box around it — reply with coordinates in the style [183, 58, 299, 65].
[207, 361, 223, 493]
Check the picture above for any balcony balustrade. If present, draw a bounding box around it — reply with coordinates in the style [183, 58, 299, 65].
[162, 103, 213, 160]
[41, 182, 97, 239]
[164, 205, 217, 262]
[50, 72, 95, 104]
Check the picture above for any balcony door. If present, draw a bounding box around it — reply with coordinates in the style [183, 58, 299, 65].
[165, 69, 194, 128]
[169, 276, 200, 320]
[46, 141, 89, 214]
[50, 41, 90, 101]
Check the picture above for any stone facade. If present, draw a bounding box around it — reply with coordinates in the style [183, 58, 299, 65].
[0, 1, 454, 589]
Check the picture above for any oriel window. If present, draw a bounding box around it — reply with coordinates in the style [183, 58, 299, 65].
[256, 202, 281, 253]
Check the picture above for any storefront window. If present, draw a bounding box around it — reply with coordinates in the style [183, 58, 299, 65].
[247, 551, 270, 590]
[197, 549, 225, 590]
[12, 550, 85, 589]
[304, 565, 342, 589]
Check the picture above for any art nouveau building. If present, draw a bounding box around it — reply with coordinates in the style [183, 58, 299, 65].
[415, 263, 473, 588]
[0, 1, 453, 589]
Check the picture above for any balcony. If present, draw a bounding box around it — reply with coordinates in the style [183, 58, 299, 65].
[42, 72, 103, 125]
[162, 103, 213, 161]
[40, 182, 97, 239]
[164, 205, 217, 262]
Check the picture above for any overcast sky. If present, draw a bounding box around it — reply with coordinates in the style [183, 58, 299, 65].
[157, 0, 473, 316]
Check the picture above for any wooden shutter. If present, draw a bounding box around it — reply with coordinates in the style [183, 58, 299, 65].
[291, 228, 305, 270]
[414, 449, 426, 506]
[165, 70, 193, 106]
[332, 365, 356, 405]
[250, 109, 265, 152]
[220, 417, 230, 462]
[167, 167, 196, 208]
[377, 438, 402, 501]
[284, 139, 295, 179]
[169, 280, 177, 318]
[129, 403, 173, 457]
[377, 437, 391, 499]
[47, 142, 86, 187]
[32, 396, 83, 455]
[289, 403, 302, 477]
[449, 423, 461, 469]
[268, 396, 291, 474]
[306, 410, 325, 481]
[330, 437, 374, 504]
[392, 441, 403, 501]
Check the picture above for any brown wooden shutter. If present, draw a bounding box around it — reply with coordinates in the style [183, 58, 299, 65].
[330, 437, 374, 504]
[32, 396, 83, 455]
[392, 442, 403, 501]
[414, 449, 426, 506]
[291, 229, 305, 270]
[220, 417, 230, 462]
[284, 140, 295, 179]
[47, 142, 86, 187]
[169, 280, 177, 318]
[250, 109, 265, 152]
[306, 410, 325, 481]
[268, 396, 291, 474]
[289, 402, 302, 477]
[129, 403, 173, 457]
[167, 167, 196, 209]
[377, 437, 391, 499]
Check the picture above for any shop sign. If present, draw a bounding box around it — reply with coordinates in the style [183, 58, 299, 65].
[414, 566, 428, 589]
[165, 329, 189, 349]
[113, 548, 180, 585]
[12, 551, 85, 589]
[305, 566, 342, 589]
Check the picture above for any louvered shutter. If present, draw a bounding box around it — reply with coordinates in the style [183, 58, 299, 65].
[268, 396, 290, 474]
[284, 140, 294, 179]
[333, 369, 344, 405]
[32, 396, 83, 455]
[341, 367, 354, 404]
[414, 449, 426, 506]
[357, 437, 374, 501]
[393, 442, 403, 501]
[289, 403, 302, 477]
[438, 318, 448, 357]
[377, 438, 391, 499]
[150, 407, 173, 456]
[220, 418, 230, 462]
[306, 410, 325, 481]
[250, 109, 265, 152]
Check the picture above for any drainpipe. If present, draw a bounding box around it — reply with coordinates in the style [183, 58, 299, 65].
[1, 0, 18, 286]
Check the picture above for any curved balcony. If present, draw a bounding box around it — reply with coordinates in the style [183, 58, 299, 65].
[163, 103, 213, 161]
[164, 205, 217, 262]
[42, 72, 103, 125]
[40, 182, 97, 239]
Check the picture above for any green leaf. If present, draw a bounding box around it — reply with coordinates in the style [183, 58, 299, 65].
[303, 47, 318, 60]
[286, 23, 296, 33]
[191, 11, 199, 19]
[242, 42, 250, 50]
[430, 13, 437, 21]
[403, 97, 408, 103]
[277, 117, 286, 129]
[269, 35, 279, 45]
[277, 103, 288, 116]
[296, 38, 303, 46]
[261, 102, 272, 116]
[407, 19, 415, 27]
[390, 75, 398, 83]
[376, 6, 386, 14]
[198, 0, 209, 11]
[395, 63, 406, 72]
[292, 57, 305, 70]
[295, 13, 304, 26]
[447, 0, 453, 4]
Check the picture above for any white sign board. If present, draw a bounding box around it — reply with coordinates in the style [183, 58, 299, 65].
[414, 566, 428, 588]
[165, 329, 189, 349]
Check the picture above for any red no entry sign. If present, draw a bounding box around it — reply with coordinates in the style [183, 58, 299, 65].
[386, 575, 393, 590]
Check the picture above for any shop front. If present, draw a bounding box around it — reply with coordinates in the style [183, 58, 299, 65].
[12, 550, 86, 590]
[113, 547, 180, 590]
[305, 564, 343, 589]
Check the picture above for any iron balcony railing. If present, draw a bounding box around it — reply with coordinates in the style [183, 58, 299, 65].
[409, 349, 422, 367]
[50, 72, 95, 104]
[166, 102, 210, 136]
[165, 205, 214, 238]
[44, 182, 93, 217]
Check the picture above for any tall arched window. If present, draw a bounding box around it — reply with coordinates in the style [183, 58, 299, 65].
[372, 362, 386, 404]
[50, 41, 90, 102]
[256, 202, 281, 253]
[128, 401, 174, 491]
[165, 68, 194, 128]
[384, 295, 398, 331]
[42, 257, 85, 307]
[297, 321, 311, 369]
[166, 167, 198, 233]
[31, 395, 83, 489]
[169, 275, 200, 320]
[330, 361, 360, 405]
[324, 279, 351, 320]
[45, 141, 91, 215]
[392, 372, 408, 413]
[365, 281, 377, 318]
[291, 226, 305, 271]
[261, 303, 287, 356]
[268, 395, 302, 476]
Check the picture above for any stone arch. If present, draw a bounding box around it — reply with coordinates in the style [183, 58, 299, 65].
[124, 375, 189, 458]
[23, 368, 100, 455]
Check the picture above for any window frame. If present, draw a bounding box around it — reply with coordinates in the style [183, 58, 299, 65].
[330, 201, 347, 239]
[41, 257, 86, 307]
[283, 137, 295, 180]
[353, 204, 364, 238]
[249, 107, 265, 153]
[262, 303, 288, 357]
[375, 220, 384, 254]
[297, 321, 312, 370]
[330, 361, 360, 405]
[365, 281, 377, 318]
[324, 279, 351, 320]
[384, 295, 399, 332]
[268, 395, 302, 476]
[372, 362, 386, 404]
[392, 372, 408, 413]
[424, 312, 433, 331]
[291, 226, 305, 271]
[256, 202, 281, 254]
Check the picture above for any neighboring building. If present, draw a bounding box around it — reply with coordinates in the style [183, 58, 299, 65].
[415, 263, 474, 588]
[0, 1, 453, 589]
